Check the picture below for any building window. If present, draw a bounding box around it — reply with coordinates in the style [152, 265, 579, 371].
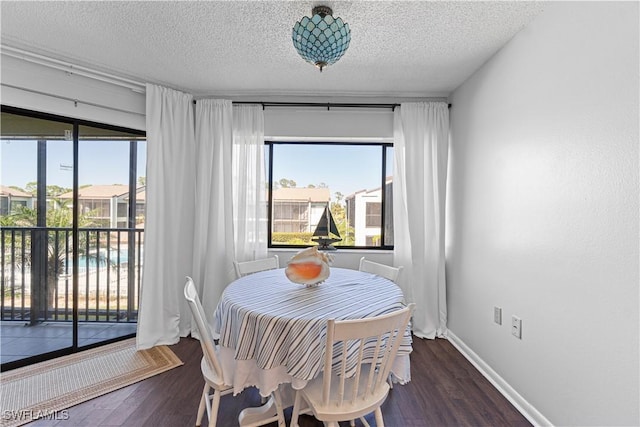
[365, 202, 381, 227]
[273, 201, 310, 233]
[266, 142, 393, 249]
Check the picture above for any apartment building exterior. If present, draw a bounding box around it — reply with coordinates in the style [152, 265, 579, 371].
[345, 178, 393, 246]
[58, 185, 145, 228]
[0, 185, 33, 215]
[271, 187, 330, 233]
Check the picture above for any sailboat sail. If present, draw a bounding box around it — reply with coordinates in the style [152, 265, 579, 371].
[312, 205, 342, 249]
[313, 206, 341, 238]
[328, 207, 340, 237]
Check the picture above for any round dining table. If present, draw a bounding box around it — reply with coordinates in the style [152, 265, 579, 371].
[213, 266, 413, 426]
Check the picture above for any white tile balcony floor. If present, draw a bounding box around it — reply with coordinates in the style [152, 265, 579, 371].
[0, 321, 137, 365]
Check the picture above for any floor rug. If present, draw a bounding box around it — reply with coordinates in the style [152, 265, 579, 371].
[0, 338, 183, 427]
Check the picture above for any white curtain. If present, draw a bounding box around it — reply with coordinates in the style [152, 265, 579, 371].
[393, 102, 449, 339]
[232, 104, 268, 262]
[137, 84, 196, 349]
[191, 99, 236, 330]
[137, 91, 267, 347]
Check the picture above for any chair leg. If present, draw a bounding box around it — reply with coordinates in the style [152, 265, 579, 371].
[196, 383, 209, 426]
[291, 392, 302, 427]
[272, 389, 286, 427]
[374, 407, 384, 427]
[208, 389, 221, 427]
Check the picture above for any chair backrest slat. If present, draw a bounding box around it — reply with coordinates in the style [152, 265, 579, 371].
[368, 335, 383, 395]
[338, 341, 347, 405]
[358, 257, 402, 283]
[352, 339, 365, 402]
[322, 317, 336, 404]
[234, 255, 279, 278]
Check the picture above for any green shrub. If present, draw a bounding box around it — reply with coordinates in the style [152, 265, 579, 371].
[272, 232, 314, 245]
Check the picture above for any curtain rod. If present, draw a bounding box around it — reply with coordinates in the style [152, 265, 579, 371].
[194, 101, 452, 110]
[2, 45, 146, 93]
[1, 83, 145, 116]
[4, 80, 450, 115]
[240, 101, 400, 111]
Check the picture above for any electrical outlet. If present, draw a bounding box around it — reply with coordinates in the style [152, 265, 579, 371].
[512, 315, 522, 339]
[494, 307, 502, 325]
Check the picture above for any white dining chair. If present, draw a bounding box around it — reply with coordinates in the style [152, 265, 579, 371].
[184, 277, 233, 427]
[358, 257, 402, 283]
[184, 276, 286, 427]
[233, 255, 279, 279]
[290, 303, 415, 427]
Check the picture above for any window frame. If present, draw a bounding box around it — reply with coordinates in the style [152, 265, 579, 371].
[266, 140, 394, 250]
[1, 105, 146, 370]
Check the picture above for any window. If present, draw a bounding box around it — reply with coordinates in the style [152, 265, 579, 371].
[1, 106, 145, 370]
[365, 202, 381, 227]
[266, 142, 393, 249]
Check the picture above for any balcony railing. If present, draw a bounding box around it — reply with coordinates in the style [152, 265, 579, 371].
[1, 227, 143, 324]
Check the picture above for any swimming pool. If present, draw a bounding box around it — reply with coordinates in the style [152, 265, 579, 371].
[64, 248, 133, 271]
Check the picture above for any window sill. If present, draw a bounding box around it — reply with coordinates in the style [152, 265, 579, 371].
[268, 247, 394, 255]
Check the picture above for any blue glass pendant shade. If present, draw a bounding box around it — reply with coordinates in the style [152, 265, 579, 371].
[292, 7, 351, 72]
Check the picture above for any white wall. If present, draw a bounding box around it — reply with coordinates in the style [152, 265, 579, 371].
[269, 247, 392, 271]
[447, 2, 639, 426]
[1, 55, 145, 130]
[264, 107, 393, 141]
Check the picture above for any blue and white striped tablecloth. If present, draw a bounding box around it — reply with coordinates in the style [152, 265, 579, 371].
[213, 267, 413, 394]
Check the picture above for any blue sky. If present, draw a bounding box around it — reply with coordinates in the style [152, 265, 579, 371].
[1, 140, 147, 190]
[2, 140, 389, 198]
[271, 144, 392, 198]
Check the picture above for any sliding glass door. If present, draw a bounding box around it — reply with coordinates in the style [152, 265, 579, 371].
[1, 107, 146, 370]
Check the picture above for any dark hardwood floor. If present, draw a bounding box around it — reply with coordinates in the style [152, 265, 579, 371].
[27, 336, 531, 427]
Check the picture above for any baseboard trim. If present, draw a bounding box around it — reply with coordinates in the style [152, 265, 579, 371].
[446, 331, 554, 427]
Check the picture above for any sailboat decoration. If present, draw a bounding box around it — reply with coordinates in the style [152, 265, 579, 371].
[312, 205, 342, 250]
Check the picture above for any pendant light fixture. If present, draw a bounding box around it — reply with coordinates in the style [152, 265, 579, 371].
[292, 6, 351, 72]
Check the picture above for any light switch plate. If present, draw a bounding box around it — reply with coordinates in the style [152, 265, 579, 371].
[494, 307, 502, 325]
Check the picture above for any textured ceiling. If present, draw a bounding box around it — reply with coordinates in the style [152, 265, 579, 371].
[0, 1, 544, 99]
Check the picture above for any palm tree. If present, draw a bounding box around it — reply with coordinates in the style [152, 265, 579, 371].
[3, 200, 97, 318]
